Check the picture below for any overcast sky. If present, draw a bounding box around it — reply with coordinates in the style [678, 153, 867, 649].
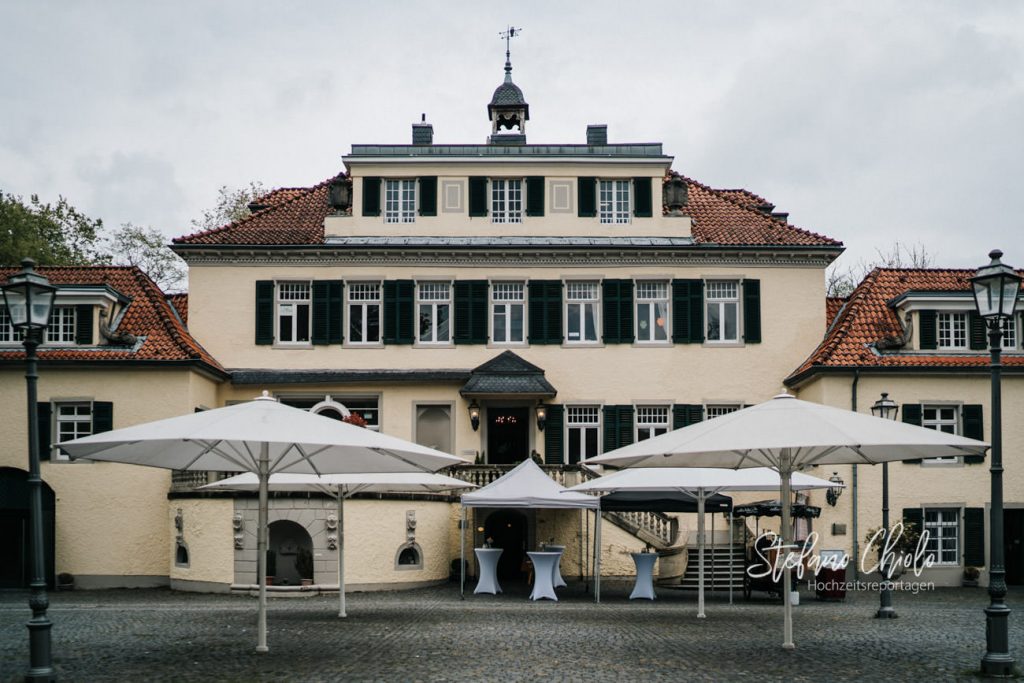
[2, 1, 1022, 273]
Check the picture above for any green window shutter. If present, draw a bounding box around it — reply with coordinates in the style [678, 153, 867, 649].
[383, 280, 415, 344]
[92, 401, 113, 434]
[468, 177, 488, 217]
[901, 404, 923, 463]
[454, 280, 489, 344]
[919, 310, 937, 350]
[528, 280, 563, 345]
[602, 405, 635, 452]
[362, 177, 381, 216]
[673, 404, 704, 430]
[74, 305, 93, 345]
[37, 402, 51, 462]
[577, 177, 596, 217]
[633, 177, 653, 217]
[901, 508, 923, 536]
[311, 281, 343, 345]
[526, 176, 545, 217]
[962, 404, 985, 463]
[254, 281, 275, 345]
[544, 405, 564, 465]
[964, 507, 985, 566]
[602, 279, 634, 344]
[969, 312, 987, 350]
[672, 279, 704, 344]
[419, 176, 437, 216]
[742, 279, 762, 343]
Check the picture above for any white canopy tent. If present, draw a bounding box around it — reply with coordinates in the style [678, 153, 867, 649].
[459, 458, 598, 596]
[585, 393, 988, 649]
[569, 467, 842, 614]
[62, 394, 467, 652]
[201, 472, 475, 617]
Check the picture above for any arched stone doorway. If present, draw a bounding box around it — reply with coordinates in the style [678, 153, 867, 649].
[268, 520, 314, 586]
[0, 467, 55, 588]
[484, 510, 528, 580]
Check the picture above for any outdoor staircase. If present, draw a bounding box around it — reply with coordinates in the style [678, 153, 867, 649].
[670, 544, 745, 590]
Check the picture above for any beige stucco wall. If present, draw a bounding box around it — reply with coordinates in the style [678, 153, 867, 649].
[170, 498, 234, 586]
[0, 366, 221, 585]
[794, 372, 1024, 586]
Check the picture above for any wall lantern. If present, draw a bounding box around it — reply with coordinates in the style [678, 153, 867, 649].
[870, 392, 899, 422]
[971, 249, 1021, 321]
[468, 400, 481, 432]
[535, 401, 547, 432]
[826, 472, 844, 508]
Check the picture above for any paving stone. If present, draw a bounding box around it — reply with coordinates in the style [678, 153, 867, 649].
[0, 582, 1019, 682]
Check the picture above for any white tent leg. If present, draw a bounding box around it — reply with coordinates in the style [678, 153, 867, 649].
[338, 493, 346, 618]
[594, 509, 602, 604]
[256, 443, 269, 653]
[698, 490, 706, 619]
[460, 507, 466, 599]
[781, 459, 795, 650]
[729, 513, 734, 605]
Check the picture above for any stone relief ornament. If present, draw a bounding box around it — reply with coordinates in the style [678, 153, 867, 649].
[406, 510, 417, 542]
[327, 535, 338, 551]
[174, 508, 184, 543]
[325, 514, 338, 531]
[233, 513, 245, 549]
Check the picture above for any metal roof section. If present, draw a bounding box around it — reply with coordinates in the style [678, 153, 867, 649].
[322, 236, 697, 248]
[460, 350, 557, 398]
[344, 143, 670, 160]
[230, 368, 470, 385]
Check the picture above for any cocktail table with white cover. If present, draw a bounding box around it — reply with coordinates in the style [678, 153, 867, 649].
[474, 548, 503, 595]
[546, 545, 567, 587]
[527, 551, 561, 601]
[630, 552, 657, 600]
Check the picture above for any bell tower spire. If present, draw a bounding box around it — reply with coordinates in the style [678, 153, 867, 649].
[488, 26, 529, 145]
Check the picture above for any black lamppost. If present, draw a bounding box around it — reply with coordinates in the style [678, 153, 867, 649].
[871, 392, 899, 619]
[1, 258, 57, 682]
[971, 249, 1020, 677]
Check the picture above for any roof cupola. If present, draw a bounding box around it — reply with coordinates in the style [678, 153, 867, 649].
[488, 26, 529, 145]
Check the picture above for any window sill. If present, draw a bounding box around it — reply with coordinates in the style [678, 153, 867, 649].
[272, 344, 315, 350]
[413, 343, 455, 349]
[633, 341, 672, 348]
[702, 341, 745, 349]
[343, 343, 384, 349]
[562, 342, 605, 349]
[487, 342, 529, 349]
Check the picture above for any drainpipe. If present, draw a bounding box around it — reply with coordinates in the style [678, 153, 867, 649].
[850, 369, 860, 580]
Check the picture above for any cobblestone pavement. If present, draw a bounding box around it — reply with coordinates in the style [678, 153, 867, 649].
[1, 581, 1021, 682]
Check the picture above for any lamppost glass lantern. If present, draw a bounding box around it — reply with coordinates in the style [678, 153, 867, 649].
[1, 258, 57, 331]
[468, 400, 481, 432]
[870, 392, 899, 422]
[971, 249, 1021, 320]
[535, 401, 547, 432]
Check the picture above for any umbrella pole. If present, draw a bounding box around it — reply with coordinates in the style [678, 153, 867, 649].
[460, 507, 466, 599]
[698, 490, 706, 619]
[594, 509, 602, 604]
[729, 512, 734, 605]
[338, 493, 346, 618]
[780, 460, 795, 650]
[256, 444, 269, 653]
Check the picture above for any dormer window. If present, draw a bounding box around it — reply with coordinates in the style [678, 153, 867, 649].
[937, 312, 968, 349]
[1002, 314, 1018, 349]
[0, 306, 24, 343]
[491, 179, 522, 223]
[46, 306, 77, 344]
[384, 179, 416, 223]
[599, 180, 631, 224]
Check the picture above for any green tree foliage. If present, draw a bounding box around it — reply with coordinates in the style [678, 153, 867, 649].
[190, 181, 266, 233]
[105, 223, 186, 292]
[0, 191, 107, 266]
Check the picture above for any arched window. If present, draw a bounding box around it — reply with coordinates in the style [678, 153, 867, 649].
[394, 542, 423, 570]
[175, 542, 190, 568]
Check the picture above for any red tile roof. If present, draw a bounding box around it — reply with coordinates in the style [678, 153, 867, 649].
[0, 266, 223, 373]
[173, 174, 841, 249]
[826, 297, 847, 326]
[787, 268, 1024, 384]
[253, 187, 309, 208]
[167, 293, 188, 325]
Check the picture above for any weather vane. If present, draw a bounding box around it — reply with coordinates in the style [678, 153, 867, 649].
[499, 26, 521, 63]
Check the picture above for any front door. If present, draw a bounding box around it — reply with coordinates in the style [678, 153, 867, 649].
[487, 407, 529, 465]
[1005, 509, 1024, 585]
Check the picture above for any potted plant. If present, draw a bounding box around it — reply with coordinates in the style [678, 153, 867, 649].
[963, 566, 981, 587]
[296, 547, 314, 587]
[863, 519, 922, 579]
[266, 549, 277, 585]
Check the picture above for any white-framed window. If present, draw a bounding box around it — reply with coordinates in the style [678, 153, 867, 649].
[923, 508, 960, 565]
[46, 306, 77, 344]
[417, 282, 451, 344]
[491, 282, 525, 344]
[706, 404, 742, 419]
[636, 406, 669, 441]
[0, 305, 25, 343]
[55, 402, 92, 461]
[937, 312, 968, 349]
[283, 395, 381, 432]
[706, 281, 739, 343]
[276, 282, 311, 344]
[384, 179, 416, 223]
[491, 179, 522, 224]
[599, 179, 631, 224]
[636, 281, 669, 343]
[922, 405, 961, 464]
[1001, 315, 1018, 350]
[347, 282, 381, 344]
[566, 405, 600, 464]
[566, 281, 599, 344]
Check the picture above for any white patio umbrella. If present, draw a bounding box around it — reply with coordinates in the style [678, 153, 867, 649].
[569, 467, 841, 616]
[61, 393, 467, 652]
[201, 472, 475, 617]
[584, 393, 988, 650]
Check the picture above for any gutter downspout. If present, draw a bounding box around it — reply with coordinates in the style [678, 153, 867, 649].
[850, 369, 860, 580]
